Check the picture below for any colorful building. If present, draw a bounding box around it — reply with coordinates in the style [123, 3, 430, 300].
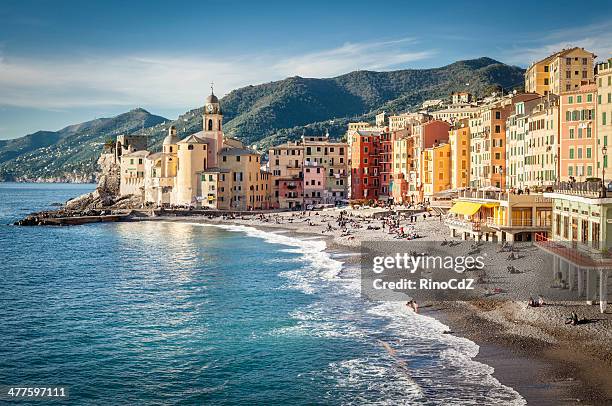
[540, 184, 611, 313]
[350, 130, 382, 200]
[524, 95, 560, 187]
[268, 142, 304, 209]
[470, 93, 540, 189]
[596, 58, 612, 181]
[525, 47, 595, 96]
[447, 189, 552, 242]
[559, 83, 597, 182]
[421, 143, 451, 201]
[408, 120, 450, 202]
[448, 119, 470, 190]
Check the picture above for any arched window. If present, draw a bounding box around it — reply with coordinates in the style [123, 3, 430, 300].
[208, 119, 213, 131]
[218, 119, 221, 129]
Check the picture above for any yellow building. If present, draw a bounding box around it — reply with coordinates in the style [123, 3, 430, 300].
[119, 150, 149, 198]
[121, 89, 274, 211]
[143, 126, 179, 204]
[524, 95, 560, 187]
[174, 134, 208, 205]
[448, 119, 470, 189]
[525, 47, 596, 96]
[421, 143, 451, 201]
[347, 122, 371, 133]
[391, 129, 413, 203]
[268, 142, 304, 209]
[447, 190, 552, 242]
[470, 93, 540, 190]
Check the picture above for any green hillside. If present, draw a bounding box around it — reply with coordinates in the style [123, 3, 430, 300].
[0, 57, 524, 181]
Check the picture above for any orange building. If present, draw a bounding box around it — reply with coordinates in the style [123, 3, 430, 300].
[407, 120, 450, 202]
[448, 119, 470, 189]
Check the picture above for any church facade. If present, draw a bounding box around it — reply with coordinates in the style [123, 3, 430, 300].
[118, 91, 272, 210]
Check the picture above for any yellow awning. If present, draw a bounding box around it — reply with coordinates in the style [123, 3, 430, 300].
[449, 201, 499, 216]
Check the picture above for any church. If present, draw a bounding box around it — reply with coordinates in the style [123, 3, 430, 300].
[118, 89, 273, 210]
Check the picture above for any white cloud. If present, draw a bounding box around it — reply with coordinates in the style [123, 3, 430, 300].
[0, 38, 436, 112]
[273, 38, 435, 77]
[502, 20, 612, 66]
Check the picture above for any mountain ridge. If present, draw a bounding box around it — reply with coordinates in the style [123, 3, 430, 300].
[0, 57, 525, 181]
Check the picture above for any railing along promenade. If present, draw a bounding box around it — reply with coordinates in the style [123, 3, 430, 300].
[551, 181, 611, 198]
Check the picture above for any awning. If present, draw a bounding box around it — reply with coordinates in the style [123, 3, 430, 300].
[449, 201, 498, 216]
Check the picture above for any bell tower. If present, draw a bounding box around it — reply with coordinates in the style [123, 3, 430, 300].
[202, 82, 223, 167]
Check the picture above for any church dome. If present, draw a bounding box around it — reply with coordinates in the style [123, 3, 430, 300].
[206, 94, 219, 104]
[163, 126, 180, 145]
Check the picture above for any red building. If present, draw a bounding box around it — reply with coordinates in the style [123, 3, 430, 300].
[278, 177, 304, 209]
[350, 130, 382, 200]
[379, 130, 396, 200]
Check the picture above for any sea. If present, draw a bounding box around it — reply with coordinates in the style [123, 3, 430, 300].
[0, 182, 525, 405]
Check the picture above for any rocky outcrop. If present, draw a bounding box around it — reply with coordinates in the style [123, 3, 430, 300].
[15, 153, 143, 225]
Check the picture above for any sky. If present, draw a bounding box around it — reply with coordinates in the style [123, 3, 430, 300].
[1, 0, 612, 140]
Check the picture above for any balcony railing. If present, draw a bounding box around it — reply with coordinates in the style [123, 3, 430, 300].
[486, 217, 552, 228]
[445, 218, 482, 231]
[551, 181, 609, 198]
[458, 190, 508, 200]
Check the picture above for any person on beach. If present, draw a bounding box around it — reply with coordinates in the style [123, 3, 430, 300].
[406, 300, 419, 313]
[537, 295, 545, 306]
[565, 312, 579, 325]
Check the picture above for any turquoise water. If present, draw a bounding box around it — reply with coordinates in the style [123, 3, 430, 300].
[0, 183, 524, 405]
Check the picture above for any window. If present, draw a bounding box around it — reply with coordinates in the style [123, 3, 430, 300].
[587, 148, 592, 158]
[568, 96, 573, 104]
[569, 148, 574, 159]
[207, 119, 213, 131]
[188, 145, 194, 150]
[569, 128, 574, 139]
[577, 95, 582, 103]
[604, 112, 608, 126]
[587, 94, 592, 102]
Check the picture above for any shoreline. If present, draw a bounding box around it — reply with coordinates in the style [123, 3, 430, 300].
[136, 211, 612, 405]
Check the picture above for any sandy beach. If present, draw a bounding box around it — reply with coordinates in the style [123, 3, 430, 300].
[135, 207, 612, 405]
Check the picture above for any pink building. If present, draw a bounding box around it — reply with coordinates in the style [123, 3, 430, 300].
[559, 82, 597, 181]
[303, 162, 326, 206]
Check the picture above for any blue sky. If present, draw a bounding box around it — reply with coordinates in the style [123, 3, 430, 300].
[1, 0, 612, 140]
